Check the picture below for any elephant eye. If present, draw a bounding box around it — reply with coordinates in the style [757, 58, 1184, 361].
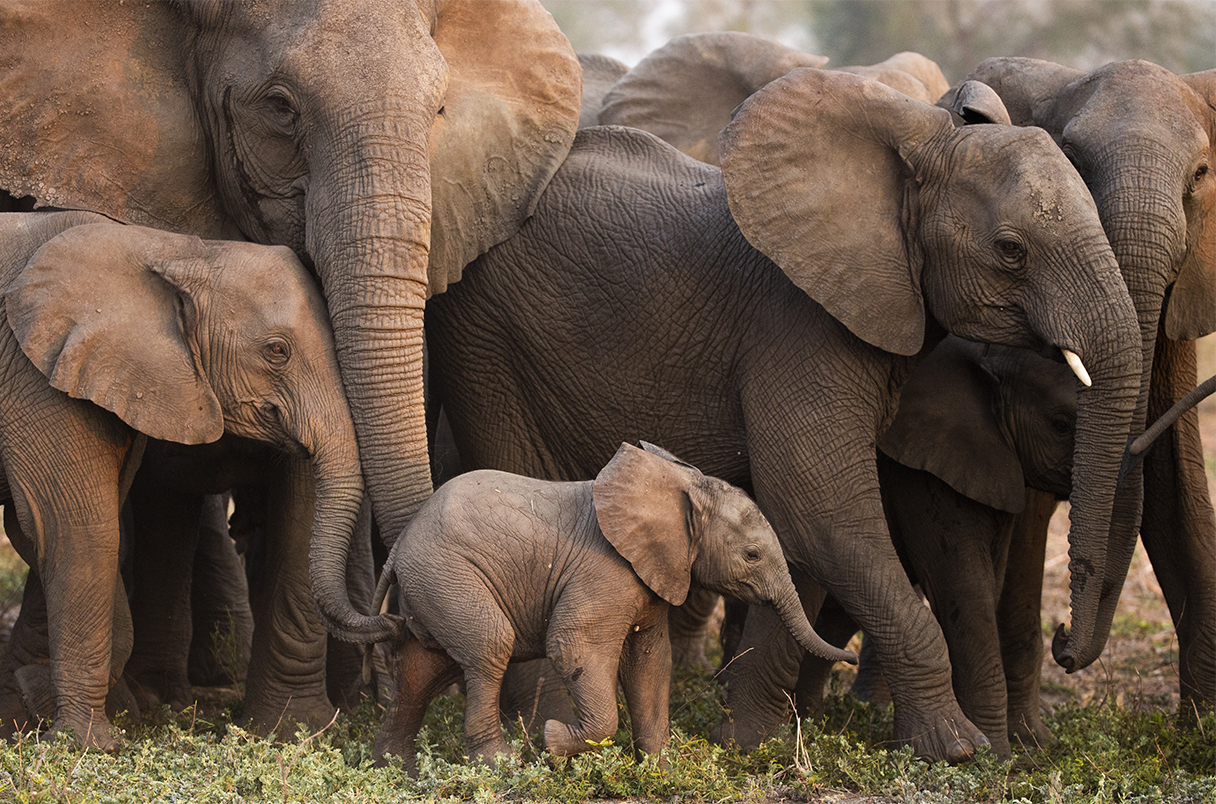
[264, 338, 291, 365]
[995, 238, 1025, 262]
[264, 87, 299, 134]
[1050, 416, 1073, 436]
[1195, 164, 1210, 185]
[745, 546, 761, 562]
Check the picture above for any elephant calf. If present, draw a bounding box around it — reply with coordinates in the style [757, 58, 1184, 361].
[0, 212, 363, 750]
[344, 442, 855, 775]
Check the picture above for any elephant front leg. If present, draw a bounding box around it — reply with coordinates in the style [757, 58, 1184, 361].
[618, 614, 672, 758]
[0, 563, 50, 737]
[1142, 335, 1216, 712]
[243, 459, 334, 734]
[998, 489, 1056, 750]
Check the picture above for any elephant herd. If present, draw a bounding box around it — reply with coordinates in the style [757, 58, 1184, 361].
[0, 0, 1208, 772]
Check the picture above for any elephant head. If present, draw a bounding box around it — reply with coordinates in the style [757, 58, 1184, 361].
[0, 0, 582, 545]
[879, 336, 1077, 514]
[947, 58, 1216, 669]
[593, 443, 856, 665]
[719, 68, 1141, 674]
[597, 33, 948, 165]
[3, 215, 364, 616]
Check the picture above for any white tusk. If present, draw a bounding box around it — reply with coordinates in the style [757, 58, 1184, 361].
[1062, 349, 1092, 387]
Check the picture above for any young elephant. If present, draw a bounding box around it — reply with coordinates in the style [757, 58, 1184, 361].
[368, 442, 856, 774]
[0, 211, 363, 750]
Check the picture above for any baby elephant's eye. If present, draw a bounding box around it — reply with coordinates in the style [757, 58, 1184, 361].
[745, 546, 761, 562]
[264, 338, 291, 365]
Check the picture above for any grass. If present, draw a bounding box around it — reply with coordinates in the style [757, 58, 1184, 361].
[0, 663, 1211, 803]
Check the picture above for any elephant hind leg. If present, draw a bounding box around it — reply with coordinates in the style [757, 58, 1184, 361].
[373, 636, 460, 776]
[543, 651, 622, 758]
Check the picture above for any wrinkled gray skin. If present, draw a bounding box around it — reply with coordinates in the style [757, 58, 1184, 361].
[952, 58, 1216, 716]
[0, 212, 362, 751]
[366, 443, 853, 775]
[597, 33, 948, 165]
[0, 0, 581, 732]
[792, 337, 1078, 760]
[396, 68, 1143, 764]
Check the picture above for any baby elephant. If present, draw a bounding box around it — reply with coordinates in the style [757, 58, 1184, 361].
[360, 442, 855, 773]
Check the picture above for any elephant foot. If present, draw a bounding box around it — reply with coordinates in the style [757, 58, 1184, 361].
[123, 667, 193, 714]
[893, 704, 988, 764]
[14, 664, 55, 723]
[1009, 710, 1054, 753]
[47, 711, 119, 753]
[541, 718, 588, 758]
[243, 692, 336, 738]
[105, 677, 141, 723]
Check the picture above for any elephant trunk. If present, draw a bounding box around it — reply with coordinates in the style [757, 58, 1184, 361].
[769, 581, 858, 666]
[306, 99, 442, 545]
[1054, 178, 1181, 668]
[303, 383, 400, 644]
[1043, 233, 1147, 672]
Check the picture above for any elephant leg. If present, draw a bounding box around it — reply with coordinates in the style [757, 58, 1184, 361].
[999, 489, 1056, 750]
[8, 468, 124, 752]
[0, 560, 48, 736]
[1141, 334, 1216, 712]
[796, 599, 861, 722]
[243, 458, 334, 734]
[713, 579, 826, 749]
[372, 637, 461, 776]
[719, 596, 749, 665]
[189, 494, 253, 688]
[500, 659, 575, 734]
[124, 481, 202, 712]
[542, 650, 621, 758]
[618, 615, 672, 757]
[326, 499, 374, 710]
[669, 584, 720, 670]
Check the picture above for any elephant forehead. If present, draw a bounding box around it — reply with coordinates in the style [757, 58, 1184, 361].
[946, 127, 1098, 228]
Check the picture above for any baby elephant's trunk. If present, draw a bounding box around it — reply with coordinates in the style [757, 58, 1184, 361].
[772, 585, 858, 665]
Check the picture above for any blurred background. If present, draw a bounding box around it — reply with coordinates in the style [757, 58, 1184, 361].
[542, 0, 1215, 79]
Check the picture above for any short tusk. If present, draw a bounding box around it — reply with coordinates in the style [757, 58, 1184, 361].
[1062, 349, 1092, 387]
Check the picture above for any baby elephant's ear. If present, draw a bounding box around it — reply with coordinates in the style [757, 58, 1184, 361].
[5, 220, 224, 445]
[594, 442, 701, 605]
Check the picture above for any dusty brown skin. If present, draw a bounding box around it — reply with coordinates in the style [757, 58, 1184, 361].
[0, 212, 362, 751]
[0, 0, 580, 730]
[365, 443, 854, 775]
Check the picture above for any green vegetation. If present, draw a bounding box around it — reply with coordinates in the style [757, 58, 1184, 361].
[0, 664, 1211, 803]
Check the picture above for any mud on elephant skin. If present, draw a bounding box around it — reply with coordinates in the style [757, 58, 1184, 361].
[0, 212, 363, 751]
[412, 68, 1142, 763]
[948, 58, 1216, 712]
[331, 442, 853, 775]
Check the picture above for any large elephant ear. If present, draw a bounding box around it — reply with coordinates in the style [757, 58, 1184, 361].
[5, 219, 224, 445]
[578, 53, 630, 129]
[426, 0, 582, 295]
[960, 57, 1084, 127]
[720, 69, 954, 355]
[598, 32, 828, 166]
[838, 51, 950, 104]
[937, 80, 1013, 126]
[1164, 69, 1216, 341]
[0, 2, 232, 238]
[879, 338, 1026, 512]
[593, 442, 702, 606]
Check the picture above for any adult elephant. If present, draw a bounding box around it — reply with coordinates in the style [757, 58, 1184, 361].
[0, 0, 581, 728]
[595, 32, 947, 165]
[317, 68, 1144, 763]
[949, 58, 1216, 716]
